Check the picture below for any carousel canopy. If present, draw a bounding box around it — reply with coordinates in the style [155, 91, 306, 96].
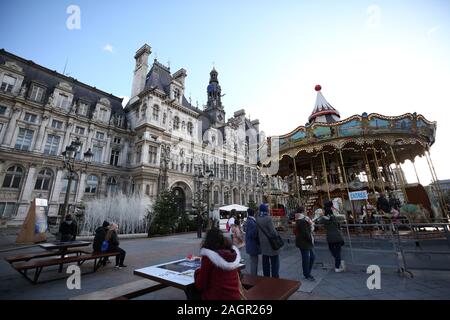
[219, 204, 248, 212]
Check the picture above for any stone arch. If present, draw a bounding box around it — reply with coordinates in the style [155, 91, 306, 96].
[169, 180, 193, 213]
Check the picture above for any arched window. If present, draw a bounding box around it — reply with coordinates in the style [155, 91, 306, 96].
[152, 105, 159, 121]
[187, 122, 193, 136]
[34, 169, 53, 191]
[85, 175, 98, 193]
[181, 121, 186, 130]
[107, 177, 118, 194]
[173, 116, 180, 130]
[62, 173, 78, 193]
[2, 166, 23, 189]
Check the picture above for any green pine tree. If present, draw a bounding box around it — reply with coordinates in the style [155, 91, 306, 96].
[148, 190, 179, 236]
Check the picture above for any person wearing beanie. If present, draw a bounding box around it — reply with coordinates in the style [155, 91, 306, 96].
[93, 220, 110, 253]
[256, 201, 282, 278]
[245, 208, 261, 275]
[59, 214, 77, 242]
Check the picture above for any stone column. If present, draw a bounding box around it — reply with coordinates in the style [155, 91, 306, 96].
[50, 169, 65, 203]
[120, 139, 129, 166]
[34, 115, 50, 152]
[62, 122, 74, 149]
[86, 124, 95, 150]
[75, 171, 86, 203]
[3, 107, 21, 146]
[104, 137, 111, 164]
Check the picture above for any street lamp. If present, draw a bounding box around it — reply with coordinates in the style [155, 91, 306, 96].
[61, 137, 93, 217]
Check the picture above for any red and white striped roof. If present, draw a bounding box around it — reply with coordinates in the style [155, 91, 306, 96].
[308, 85, 340, 124]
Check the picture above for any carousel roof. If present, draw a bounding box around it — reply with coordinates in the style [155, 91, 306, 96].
[308, 85, 341, 124]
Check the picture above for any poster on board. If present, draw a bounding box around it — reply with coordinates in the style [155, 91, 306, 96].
[16, 198, 49, 244]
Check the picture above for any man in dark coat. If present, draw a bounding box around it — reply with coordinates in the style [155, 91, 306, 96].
[59, 214, 77, 242]
[245, 208, 261, 276]
[377, 193, 391, 214]
[294, 207, 315, 281]
[93, 220, 110, 252]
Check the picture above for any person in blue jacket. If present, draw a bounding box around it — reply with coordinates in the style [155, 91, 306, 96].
[245, 208, 261, 276]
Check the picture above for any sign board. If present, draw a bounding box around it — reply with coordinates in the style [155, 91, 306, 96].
[16, 198, 49, 244]
[348, 190, 368, 201]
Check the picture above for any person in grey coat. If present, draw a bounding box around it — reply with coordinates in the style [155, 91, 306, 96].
[256, 203, 281, 278]
[317, 201, 345, 272]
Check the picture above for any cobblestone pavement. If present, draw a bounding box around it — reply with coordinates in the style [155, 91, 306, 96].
[1, 232, 449, 300]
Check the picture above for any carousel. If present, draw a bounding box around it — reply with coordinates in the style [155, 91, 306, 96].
[259, 85, 447, 222]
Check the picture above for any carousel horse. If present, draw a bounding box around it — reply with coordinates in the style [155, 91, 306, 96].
[400, 204, 431, 223]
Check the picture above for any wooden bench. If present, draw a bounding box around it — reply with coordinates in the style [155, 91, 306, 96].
[240, 274, 301, 300]
[11, 251, 120, 284]
[5, 248, 91, 263]
[69, 279, 167, 300]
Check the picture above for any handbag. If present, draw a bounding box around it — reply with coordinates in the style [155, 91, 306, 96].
[256, 221, 284, 251]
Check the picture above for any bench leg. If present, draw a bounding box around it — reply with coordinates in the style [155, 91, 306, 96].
[33, 267, 43, 284]
[17, 269, 37, 285]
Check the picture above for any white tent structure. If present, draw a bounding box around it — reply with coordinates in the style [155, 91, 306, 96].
[219, 204, 248, 212]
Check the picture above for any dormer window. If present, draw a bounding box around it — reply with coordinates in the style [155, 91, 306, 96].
[152, 105, 159, 121]
[115, 115, 123, 127]
[174, 88, 181, 102]
[1, 75, 16, 93]
[29, 85, 45, 102]
[98, 108, 108, 122]
[56, 93, 70, 110]
[78, 102, 89, 116]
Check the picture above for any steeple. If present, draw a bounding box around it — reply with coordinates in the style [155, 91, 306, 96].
[308, 85, 340, 124]
[205, 68, 225, 125]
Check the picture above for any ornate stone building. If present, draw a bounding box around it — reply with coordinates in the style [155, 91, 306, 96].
[0, 44, 288, 226]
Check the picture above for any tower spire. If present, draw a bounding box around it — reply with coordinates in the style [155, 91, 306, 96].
[308, 85, 340, 124]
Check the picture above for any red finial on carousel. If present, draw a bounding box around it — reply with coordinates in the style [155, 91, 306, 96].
[315, 84, 322, 92]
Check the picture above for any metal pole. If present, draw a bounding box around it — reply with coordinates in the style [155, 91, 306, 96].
[339, 150, 355, 220]
[62, 173, 73, 217]
[373, 148, 385, 194]
[390, 145, 409, 203]
[411, 158, 421, 185]
[425, 151, 448, 218]
[292, 156, 301, 205]
[321, 152, 331, 200]
[363, 148, 377, 195]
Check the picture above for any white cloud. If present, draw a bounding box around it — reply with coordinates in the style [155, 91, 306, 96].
[103, 44, 114, 53]
[427, 25, 439, 36]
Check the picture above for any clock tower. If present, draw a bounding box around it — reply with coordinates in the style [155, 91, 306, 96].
[205, 68, 225, 126]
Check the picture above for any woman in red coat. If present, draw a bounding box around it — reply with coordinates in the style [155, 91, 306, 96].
[194, 228, 242, 300]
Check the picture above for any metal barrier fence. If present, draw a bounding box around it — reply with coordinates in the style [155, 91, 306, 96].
[281, 220, 450, 278]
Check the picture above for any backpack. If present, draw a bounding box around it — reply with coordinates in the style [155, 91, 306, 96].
[101, 240, 109, 252]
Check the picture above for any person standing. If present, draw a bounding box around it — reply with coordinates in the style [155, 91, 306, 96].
[197, 213, 204, 239]
[294, 208, 316, 281]
[318, 201, 345, 272]
[59, 214, 77, 242]
[106, 223, 127, 268]
[256, 203, 281, 278]
[245, 208, 261, 276]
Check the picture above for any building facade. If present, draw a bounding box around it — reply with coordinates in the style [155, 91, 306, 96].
[0, 44, 288, 226]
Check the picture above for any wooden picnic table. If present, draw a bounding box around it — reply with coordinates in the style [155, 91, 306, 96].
[39, 240, 91, 272]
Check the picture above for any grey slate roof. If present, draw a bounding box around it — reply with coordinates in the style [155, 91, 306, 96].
[144, 60, 201, 113]
[0, 49, 127, 129]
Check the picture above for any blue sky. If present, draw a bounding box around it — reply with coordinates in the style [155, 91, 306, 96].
[1, 0, 450, 183]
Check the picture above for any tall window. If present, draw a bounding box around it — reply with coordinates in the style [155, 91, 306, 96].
[96, 131, 105, 140]
[75, 126, 85, 135]
[113, 137, 121, 144]
[34, 169, 53, 191]
[15, 128, 34, 151]
[136, 146, 142, 164]
[224, 163, 228, 180]
[0, 105, 7, 115]
[174, 88, 181, 102]
[173, 116, 180, 130]
[152, 105, 159, 121]
[2, 166, 23, 188]
[224, 189, 230, 205]
[56, 93, 70, 110]
[62, 174, 78, 193]
[78, 102, 89, 116]
[98, 108, 108, 122]
[85, 175, 98, 193]
[51, 119, 63, 129]
[214, 190, 219, 204]
[187, 122, 193, 136]
[0, 75, 16, 93]
[110, 150, 120, 166]
[149, 146, 157, 164]
[30, 85, 45, 102]
[44, 134, 61, 155]
[0, 202, 17, 219]
[92, 145, 103, 163]
[107, 177, 118, 194]
[115, 115, 123, 127]
[163, 113, 167, 124]
[141, 104, 147, 119]
[24, 112, 37, 123]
